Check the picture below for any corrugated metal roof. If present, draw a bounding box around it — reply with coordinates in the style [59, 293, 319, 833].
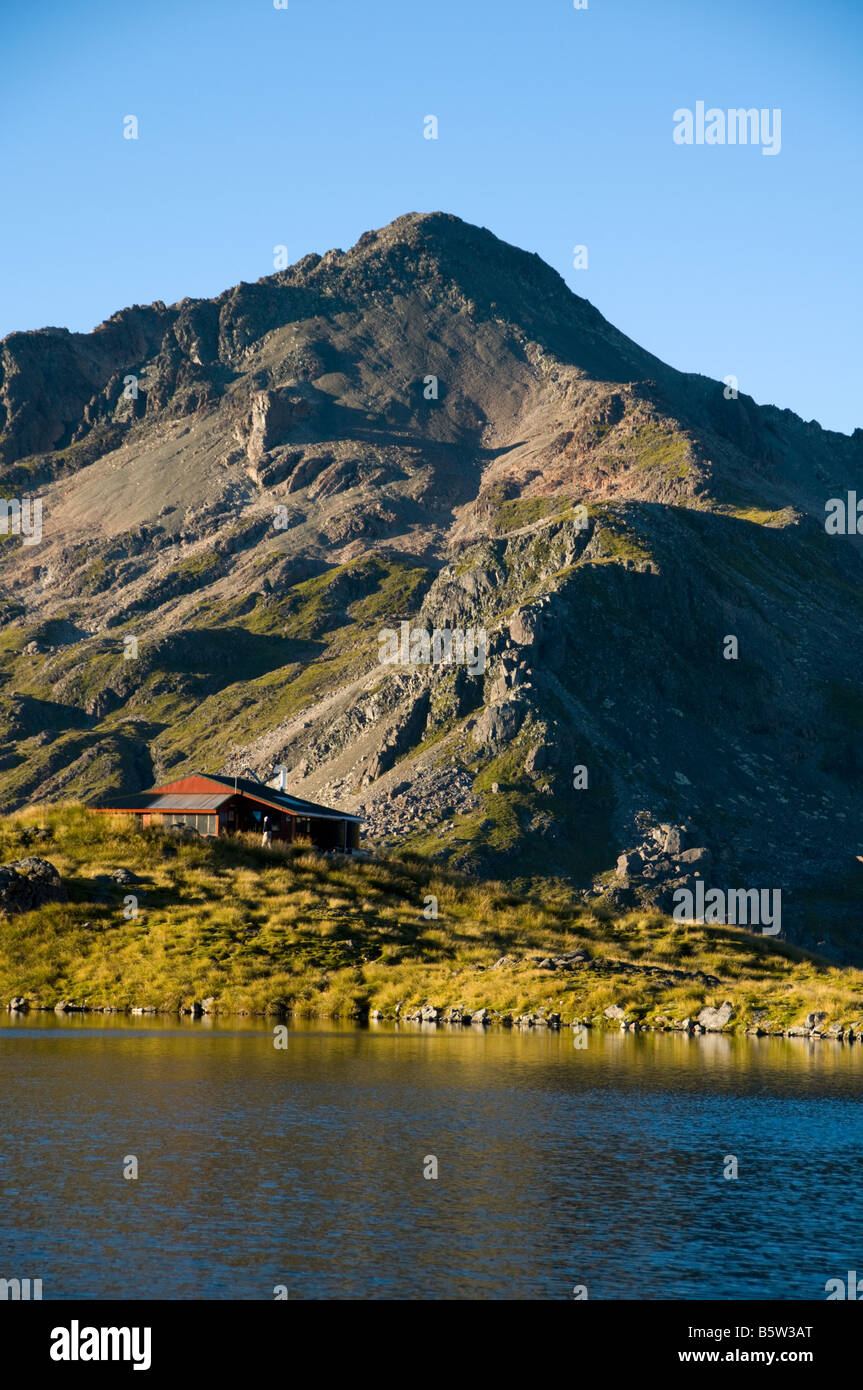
[95, 793, 229, 812]
[146, 794, 229, 811]
[94, 772, 364, 822]
[180, 773, 365, 821]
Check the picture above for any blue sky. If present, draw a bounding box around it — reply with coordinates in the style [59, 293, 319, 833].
[1, 0, 860, 432]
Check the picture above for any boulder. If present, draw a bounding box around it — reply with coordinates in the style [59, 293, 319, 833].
[369, 1009, 384, 1021]
[0, 858, 67, 915]
[109, 867, 138, 885]
[524, 745, 550, 777]
[8, 996, 29, 1012]
[696, 1001, 735, 1031]
[616, 851, 643, 879]
[471, 700, 525, 748]
[366, 744, 396, 782]
[804, 1012, 828, 1030]
[539, 952, 587, 971]
[662, 826, 684, 856]
[604, 1005, 626, 1020]
[677, 846, 712, 876]
[420, 1004, 439, 1023]
[508, 608, 540, 646]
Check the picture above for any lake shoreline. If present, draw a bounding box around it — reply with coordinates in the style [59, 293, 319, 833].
[5, 996, 856, 1041]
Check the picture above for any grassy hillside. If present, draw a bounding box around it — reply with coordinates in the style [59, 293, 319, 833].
[0, 552, 432, 806]
[2, 806, 862, 1031]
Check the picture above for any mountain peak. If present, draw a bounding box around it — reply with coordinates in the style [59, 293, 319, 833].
[263, 208, 574, 320]
[1, 214, 863, 951]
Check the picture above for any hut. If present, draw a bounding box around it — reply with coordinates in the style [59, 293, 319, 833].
[91, 771, 363, 851]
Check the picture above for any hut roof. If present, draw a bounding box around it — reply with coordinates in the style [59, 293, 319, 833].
[93, 771, 364, 822]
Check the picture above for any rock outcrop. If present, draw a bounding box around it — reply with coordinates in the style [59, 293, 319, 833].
[0, 858, 67, 915]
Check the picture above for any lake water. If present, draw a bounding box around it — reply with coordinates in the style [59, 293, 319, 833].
[1, 1016, 860, 1300]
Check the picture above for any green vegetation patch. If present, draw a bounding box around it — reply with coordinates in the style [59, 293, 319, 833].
[486, 494, 578, 537]
[624, 422, 693, 479]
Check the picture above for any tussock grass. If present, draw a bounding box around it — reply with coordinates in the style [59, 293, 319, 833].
[1, 805, 863, 1027]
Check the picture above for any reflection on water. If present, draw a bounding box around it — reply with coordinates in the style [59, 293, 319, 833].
[1, 1014, 861, 1300]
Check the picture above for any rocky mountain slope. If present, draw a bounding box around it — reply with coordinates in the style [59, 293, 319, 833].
[2, 211, 863, 956]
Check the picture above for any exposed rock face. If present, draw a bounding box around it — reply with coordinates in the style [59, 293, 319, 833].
[524, 744, 553, 777]
[0, 858, 67, 914]
[471, 699, 527, 749]
[239, 386, 315, 474]
[365, 690, 431, 782]
[508, 601, 567, 664]
[1, 211, 863, 955]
